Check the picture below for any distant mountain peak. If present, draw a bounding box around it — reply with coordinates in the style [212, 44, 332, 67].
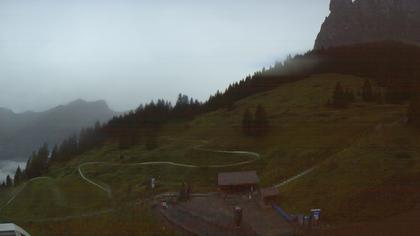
[69, 98, 87, 104]
[0, 99, 115, 161]
[60, 99, 111, 110]
[67, 98, 105, 105]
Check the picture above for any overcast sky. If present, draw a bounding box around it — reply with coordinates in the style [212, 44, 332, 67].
[0, 0, 330, 112]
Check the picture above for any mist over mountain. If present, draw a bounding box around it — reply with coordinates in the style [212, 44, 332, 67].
[315, 0, 420, 49]
[0, 99, 115, 162]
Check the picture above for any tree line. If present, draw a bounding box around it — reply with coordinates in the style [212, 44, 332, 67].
[2, 94, 203, 187]
[327, 78, 400, 109]
[7, 41, 420, 186]
[206, 41, 420, 113]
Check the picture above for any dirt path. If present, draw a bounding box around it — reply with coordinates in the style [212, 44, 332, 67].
[0, 176, 53, 212]
[77, 140, 320, 198]
[0, 139, 316, 222]
[274, 167, 316, 188]
[77, 136, 320, 198]
[77, 144, 262, 197]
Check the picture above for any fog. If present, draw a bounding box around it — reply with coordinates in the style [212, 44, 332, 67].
[0, 0, 329, 112]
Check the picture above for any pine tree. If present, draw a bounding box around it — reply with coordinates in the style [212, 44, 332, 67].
[25, 153, 35, 179]
[37, 143, 50, 175]
[24, 143, 50, 179]
[6, 175, 12, 188]
[14, 166, 22, 186]
[49, 145, 59, 164]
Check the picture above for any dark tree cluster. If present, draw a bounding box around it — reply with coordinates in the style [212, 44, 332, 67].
[173, 94, 202, 120]
[242, 105, 270, 137]
[25, 143, 50, 179]
[1, 166, 22, 189]
[1, 143, 51, 189]
[9, 94, 204, 185]
[328, 82, 355, 109]
[204, 42, 420, 113]
[329, 79, 390, 109]
[107, 94, 202, 150]
[204, 62, 304, 113]
[109, 99, 172, 150]
[361, 79, 385, 104]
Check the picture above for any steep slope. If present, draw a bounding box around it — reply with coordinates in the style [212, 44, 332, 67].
[0, 99, 115, 161]
[0, 73, 414, 235]
[315, 0, 420, 49]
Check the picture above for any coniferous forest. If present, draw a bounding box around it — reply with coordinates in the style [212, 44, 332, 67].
[9, 41, 420, 187]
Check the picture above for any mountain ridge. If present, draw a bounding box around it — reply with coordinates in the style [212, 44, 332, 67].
[0, 99, 116, 161]
[0, 99, 109, 115]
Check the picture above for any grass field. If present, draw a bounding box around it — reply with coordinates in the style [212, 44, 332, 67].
[0, 73, 417, 235]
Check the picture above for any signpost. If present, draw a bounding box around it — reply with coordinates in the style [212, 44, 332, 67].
[310, 209, 321, 228]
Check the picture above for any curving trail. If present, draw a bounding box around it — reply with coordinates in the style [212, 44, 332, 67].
[77, 139, 317, 198]
[0, 176, 53, 212]
[0, 140, 316, 214]
[274, 167, 316, 188]
[77, 146, 262, 197]
[0, 142, 316, 223]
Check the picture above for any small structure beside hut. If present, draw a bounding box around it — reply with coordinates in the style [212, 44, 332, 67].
[218, 171, 259, 194]
[260, 186, 279, 207]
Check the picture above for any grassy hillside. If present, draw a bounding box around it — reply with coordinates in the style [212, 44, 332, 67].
[280, 121, 420, 223]
[0, 73, 416, 235]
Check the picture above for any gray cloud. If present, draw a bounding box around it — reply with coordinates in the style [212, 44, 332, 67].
[0, 0, 329, 112]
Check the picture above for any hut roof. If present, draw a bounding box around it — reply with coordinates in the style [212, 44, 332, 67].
[260, 187, 279, 198]
[218, 171, 259, 186]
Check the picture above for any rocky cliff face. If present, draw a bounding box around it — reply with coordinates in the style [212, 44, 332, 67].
[314, 0, 420, 49]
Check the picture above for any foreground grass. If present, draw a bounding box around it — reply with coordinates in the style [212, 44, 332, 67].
[280, 124, 420, 223]
[0, 176, 110, 221]
[22, 205, 180, 236]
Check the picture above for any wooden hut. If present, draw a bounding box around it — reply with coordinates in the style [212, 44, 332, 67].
[218, 171, 259, 193]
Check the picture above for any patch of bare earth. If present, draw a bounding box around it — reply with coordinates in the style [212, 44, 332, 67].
[156, 194, 294, 236]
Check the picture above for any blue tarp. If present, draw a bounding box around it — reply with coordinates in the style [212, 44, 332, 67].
[272, 204, 292, 222]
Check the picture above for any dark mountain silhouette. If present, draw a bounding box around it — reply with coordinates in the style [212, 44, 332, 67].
[315, 0, 420, 49]
[0, 99, 115, 161]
